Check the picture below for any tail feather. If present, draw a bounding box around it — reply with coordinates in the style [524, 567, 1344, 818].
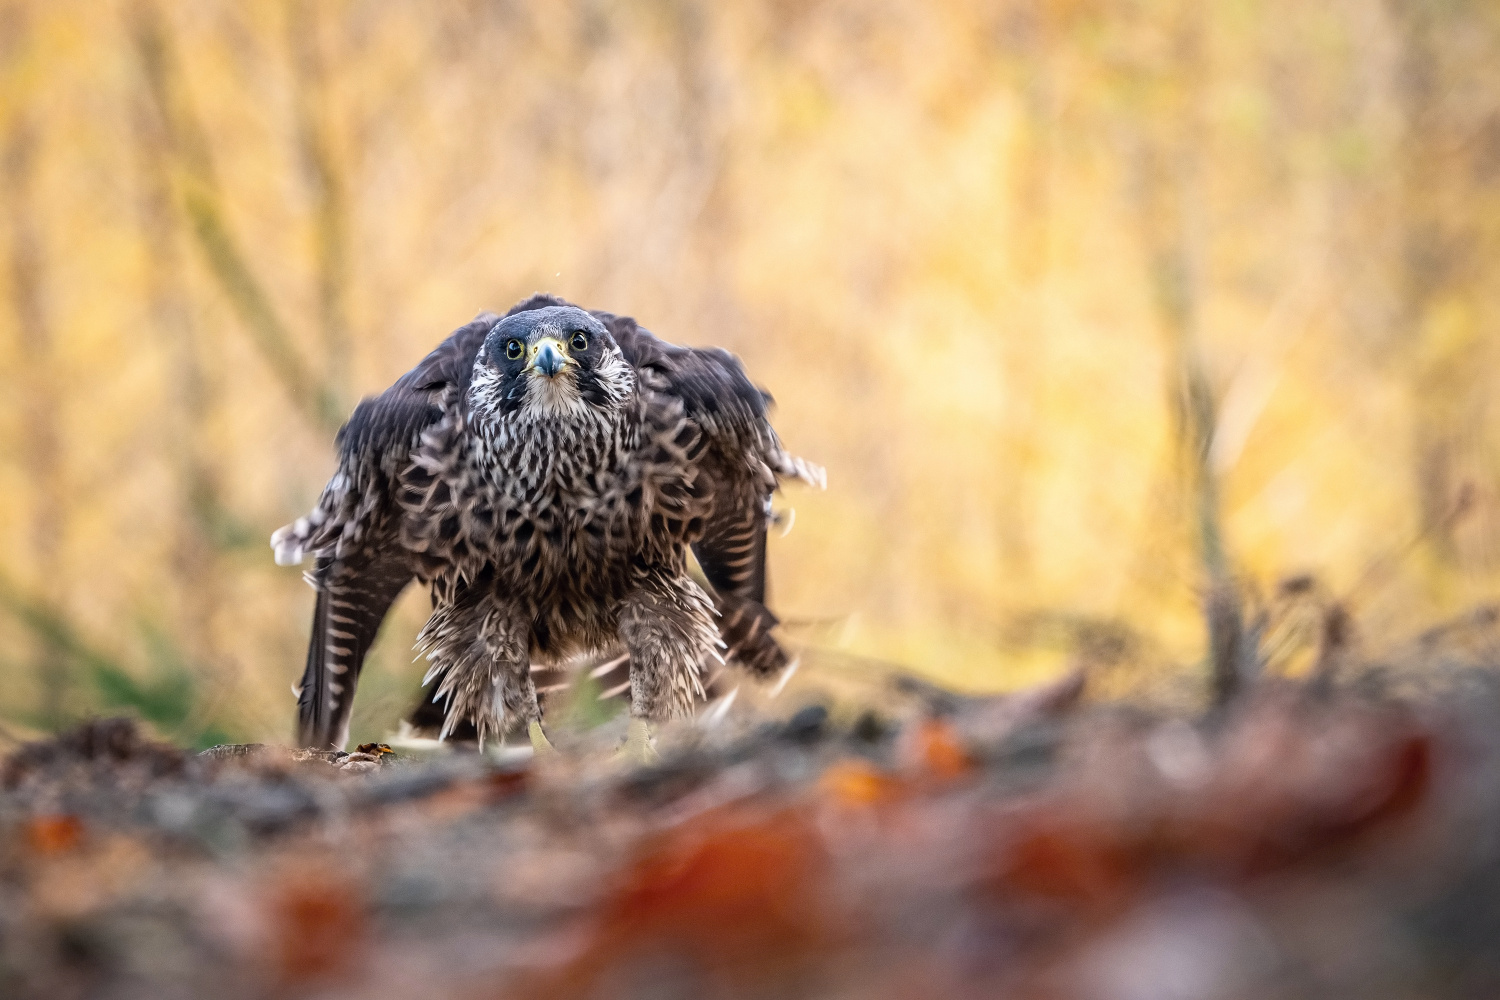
[296, 555, 411, 750]
[296, 586, 339, 747]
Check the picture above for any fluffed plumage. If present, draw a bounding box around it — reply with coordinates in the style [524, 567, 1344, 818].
[272, 295, 821, 750]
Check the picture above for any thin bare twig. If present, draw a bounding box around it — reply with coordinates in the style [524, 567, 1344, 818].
[1128, 4, 1250, 707]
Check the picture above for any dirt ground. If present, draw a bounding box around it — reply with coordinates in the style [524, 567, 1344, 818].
[3, 666, 1500, 1000]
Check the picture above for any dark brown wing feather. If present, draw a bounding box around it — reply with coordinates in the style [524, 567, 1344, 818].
[334, 311, 497, 491]
[588, 302, 790, 677]
[288, 312, 498, 748]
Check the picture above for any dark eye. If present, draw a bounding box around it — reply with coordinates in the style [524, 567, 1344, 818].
[505, 339, 524, 361]
[570, 332, 589, 352]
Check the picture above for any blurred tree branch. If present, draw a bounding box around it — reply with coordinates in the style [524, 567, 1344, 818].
[128, 1, 343, 433]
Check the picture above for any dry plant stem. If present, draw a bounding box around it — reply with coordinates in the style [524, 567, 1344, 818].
[1130, 2, 1250, 708]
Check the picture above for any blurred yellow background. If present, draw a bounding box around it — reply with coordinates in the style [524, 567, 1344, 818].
[3, 0, 1500, 746]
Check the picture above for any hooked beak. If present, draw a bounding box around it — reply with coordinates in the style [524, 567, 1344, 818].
[528, 338, 569, 378]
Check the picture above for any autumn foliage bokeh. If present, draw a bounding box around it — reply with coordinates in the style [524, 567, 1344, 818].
[3, 0, 1500, 745]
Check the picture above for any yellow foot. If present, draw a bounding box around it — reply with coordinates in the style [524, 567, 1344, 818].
[614, 717, 659, 766]
[528, 720, 556, 756]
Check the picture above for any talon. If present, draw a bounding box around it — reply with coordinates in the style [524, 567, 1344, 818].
[528, 720, 555, 756]
[614, 717, 659, 765]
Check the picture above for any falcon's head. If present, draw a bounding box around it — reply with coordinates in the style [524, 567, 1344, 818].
[469, 306, 634, 420]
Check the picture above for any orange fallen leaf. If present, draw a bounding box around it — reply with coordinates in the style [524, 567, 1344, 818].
[819, 759, 906, 807]
[905, 717, 973, 782]
[27, 814, 82, 854]
[520, 807, 836, 998]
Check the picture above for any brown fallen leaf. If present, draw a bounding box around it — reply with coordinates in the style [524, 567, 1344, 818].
[265, 863, 368, 986]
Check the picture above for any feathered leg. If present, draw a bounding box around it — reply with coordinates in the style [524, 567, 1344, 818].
[415, 589, 542, 749]
[617, 573, 720, 762]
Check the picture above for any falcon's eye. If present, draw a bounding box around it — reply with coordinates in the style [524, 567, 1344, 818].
[570, 332, 589, 352]
[504, 339, 524, 361]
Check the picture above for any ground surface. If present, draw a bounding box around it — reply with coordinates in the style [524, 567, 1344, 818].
[3, 668, 1500, 1000]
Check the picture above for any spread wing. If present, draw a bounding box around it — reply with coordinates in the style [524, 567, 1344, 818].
[601, 312, 778, 602]
[273, 311, 497, 749]
[587, 300, 822, 677]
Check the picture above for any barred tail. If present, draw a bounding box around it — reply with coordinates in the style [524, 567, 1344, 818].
[295, 555, 412, 750]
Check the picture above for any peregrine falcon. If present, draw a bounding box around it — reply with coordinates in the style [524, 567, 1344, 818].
[271, 295, 821, 756]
